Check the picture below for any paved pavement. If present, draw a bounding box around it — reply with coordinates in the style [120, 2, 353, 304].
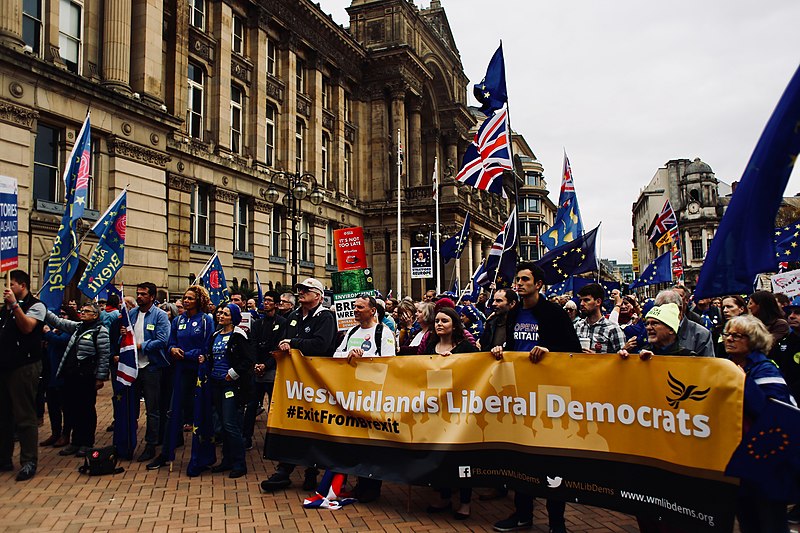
[0, 386, 794, 532]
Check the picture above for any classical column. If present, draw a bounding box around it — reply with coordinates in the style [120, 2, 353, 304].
[102, 0, 132, 92]
[130, 0, 163, 103]
[0, 0, 24, 50]
[408, 96, 422, 187]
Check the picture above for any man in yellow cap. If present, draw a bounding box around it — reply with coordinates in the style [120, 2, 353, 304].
[619, 302, 697, 360]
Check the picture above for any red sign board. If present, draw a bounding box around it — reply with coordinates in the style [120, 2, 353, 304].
[334, 227, 368, 271]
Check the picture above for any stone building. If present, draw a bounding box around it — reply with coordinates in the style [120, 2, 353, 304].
[0, 0, 524, 301]
[512, 137, 556, 262]
[631, 158, 731, 288]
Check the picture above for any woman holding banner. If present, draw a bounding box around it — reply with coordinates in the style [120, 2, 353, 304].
[723, 315, 796, 533]
[424, 307, 477, 520]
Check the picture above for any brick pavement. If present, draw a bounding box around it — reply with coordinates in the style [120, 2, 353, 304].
[0, 386, 794, 532]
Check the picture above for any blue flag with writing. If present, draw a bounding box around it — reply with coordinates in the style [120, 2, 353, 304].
[695, 65, 800, 298]
[78, 191, 126, 299]
[628, 251, 672, 290]
[40, 114, 92, 310]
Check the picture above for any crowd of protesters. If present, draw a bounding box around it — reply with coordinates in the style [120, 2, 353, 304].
[0, 266, 798, 532]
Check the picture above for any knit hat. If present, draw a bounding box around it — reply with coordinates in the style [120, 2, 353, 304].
[434, 297, 456, 313]
[226, 303, 242, 326]
[645, 303, 680, 333]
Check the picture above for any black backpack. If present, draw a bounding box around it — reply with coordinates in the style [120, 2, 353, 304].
[78, 445, 124, 476]
[345, 323, 385, 356]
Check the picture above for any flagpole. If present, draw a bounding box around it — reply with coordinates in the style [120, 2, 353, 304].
[396, 128, 402, 300]
[497, 39, 521, 258]
[433, 156, 441, 295]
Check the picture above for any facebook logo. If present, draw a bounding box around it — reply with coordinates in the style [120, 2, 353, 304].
[458, 466, 471, 478]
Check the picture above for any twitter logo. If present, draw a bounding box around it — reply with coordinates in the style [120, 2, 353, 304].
[547, 476, 562, 488]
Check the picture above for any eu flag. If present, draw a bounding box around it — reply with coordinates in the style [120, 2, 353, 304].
[187, 359, 217, 477]
[541, 153, 585, 250]
[440, 213, 471, 261]
[547, 277, 573, 296]
[628, 251, 672, 290]
[198, 252, 230, 306]
[695, 64, 800, 298]
[536, 225, 599, 285]
[726, 398, 800, 501]
[77, 190, 126, 299]
[473, 44, 507, 115]
[774, 221, 800, 262]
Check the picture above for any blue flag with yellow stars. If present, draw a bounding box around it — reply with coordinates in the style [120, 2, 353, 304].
[111, 375, 138, 460]
[187, 359, 217, 476]
[695, 64, 800, 298]
[628, 251, 672, 290]
[198, 252, 230, 306]
[775, 220, 800, 262]
[473, 44, 507, 115]
[78, 190, 127, 299]
[535, 225, 599, 285]
[441, 213, 471, 262]
[726, 398, 800, 501]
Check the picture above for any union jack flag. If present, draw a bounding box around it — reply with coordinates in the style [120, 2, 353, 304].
[476, 208, 517, 286]
[671, 243, 684, 279]
[561, 154, 576, 198]
[649, 199, 678, 243]
[456, 109, 512, 196]
[116, 286, 138, 386]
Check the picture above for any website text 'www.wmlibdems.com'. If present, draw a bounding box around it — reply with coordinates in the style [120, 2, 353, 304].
[620, 490, 715, 526]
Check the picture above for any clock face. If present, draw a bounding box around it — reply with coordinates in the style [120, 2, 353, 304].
[688, 202, 700, 214]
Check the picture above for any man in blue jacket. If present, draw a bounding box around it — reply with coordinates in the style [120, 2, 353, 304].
[128, 282, 171, 462]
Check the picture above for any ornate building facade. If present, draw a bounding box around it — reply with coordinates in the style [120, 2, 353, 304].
[0, 0, 523, 300]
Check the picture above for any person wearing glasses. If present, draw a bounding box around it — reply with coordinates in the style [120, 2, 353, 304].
[276, 292, 296, 318]
[618, 302, 697, 360]
[723, 314, 796, 532]
[261, 278, 337, 492]
[43, 302, 111, 458]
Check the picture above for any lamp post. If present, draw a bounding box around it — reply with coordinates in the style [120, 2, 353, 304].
[263, 171, 324, 287]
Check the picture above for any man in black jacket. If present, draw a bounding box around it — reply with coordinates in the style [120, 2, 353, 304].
[491, 262, 581, 533]
[260, 278, 337, 492]
[244, 290, 286, 453]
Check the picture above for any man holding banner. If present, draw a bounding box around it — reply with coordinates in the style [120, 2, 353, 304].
[490, 261, 581, 533]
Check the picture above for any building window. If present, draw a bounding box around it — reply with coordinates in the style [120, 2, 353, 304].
[343, 144, 351, 196]
[326, 223, 334, 266]
[235, 196, 249, 252]
[189, 0, 204, 30]
[321, 133, 329, 188]
[271, 208, 283, 257]
[33, 124, 59, 202]
[691, 239, 703, 261]
[191, 184, 209, 245]
[518, 197, 540, 213]
[295, 118, 304, 173]
[322, 77, 330, 110]
[58, 0, 82, 74]
[344, 92, 351, 122]
[300, 217, 310, 262]
[230, 85, 243, 155]
[520, 219, 539, 236]
[187, 62, 204, 139]
[525, 172, 540, 187]
[266, 38, 277, 76]
[265, 103, 276, 167]
[23, 0, 43, 55]
[296, 59, 305, 94]
[521, 244, 539, 261]
[232, 14, 245, 55]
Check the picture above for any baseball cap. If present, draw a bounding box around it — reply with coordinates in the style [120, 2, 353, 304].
[295, 278, 324, 295]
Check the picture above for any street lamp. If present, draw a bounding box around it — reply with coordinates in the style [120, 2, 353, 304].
[263, 171, 324, 287]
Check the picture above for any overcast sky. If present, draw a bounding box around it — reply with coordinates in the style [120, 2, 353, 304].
[317, 0, 800, 263]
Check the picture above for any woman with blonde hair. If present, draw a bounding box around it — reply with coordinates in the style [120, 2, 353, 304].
[723, 315, 796, 532]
